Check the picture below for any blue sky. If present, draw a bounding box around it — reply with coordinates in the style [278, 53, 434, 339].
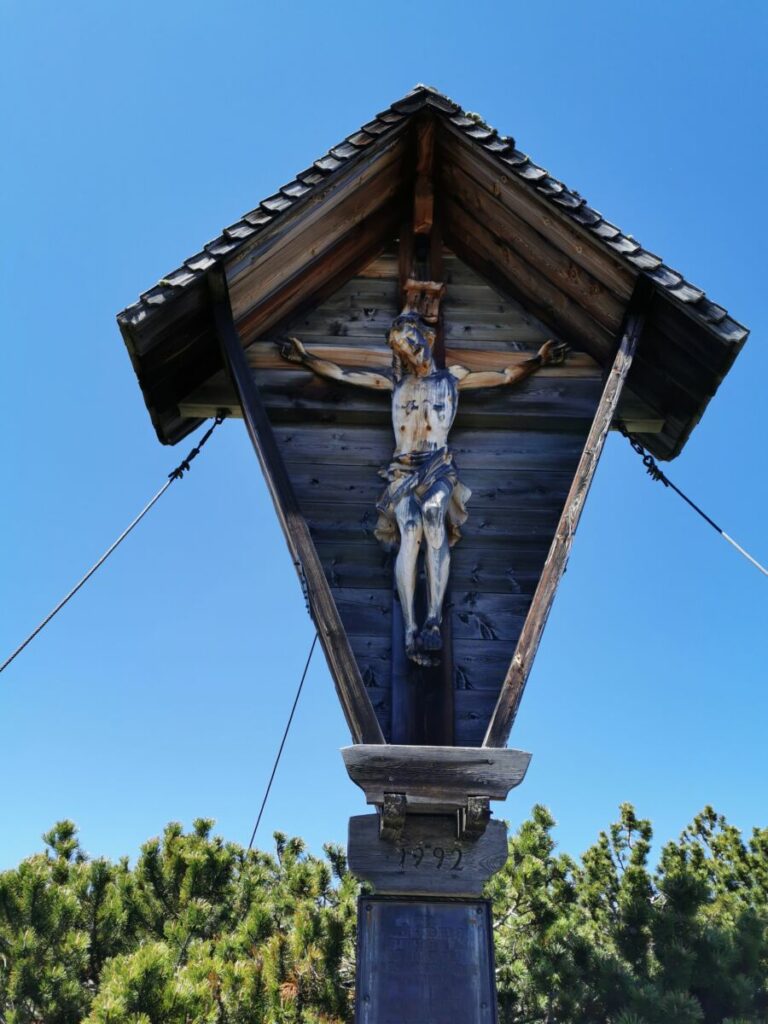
[1, 1, 765, 869]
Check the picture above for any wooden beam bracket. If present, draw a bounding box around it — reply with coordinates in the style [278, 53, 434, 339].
[342, 744, 530, 826]
[208, 268, 385, 746]
[482, 277, 655, 748]
[412, 117, 435, 235]
[458, 797, 491, 840]
[379, 793, 407, 843]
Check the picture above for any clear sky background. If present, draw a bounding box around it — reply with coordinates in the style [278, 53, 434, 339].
[1, 1, 766, 870]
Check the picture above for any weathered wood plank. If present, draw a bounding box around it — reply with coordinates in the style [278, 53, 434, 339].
[438, 124, 636, 300]
[270, 236, 550, 348]
[350, 634, 519, 694]
[209, 269, 385, 746]
[342, 744, 531, 805]
[413, 118, 435, 234]
[317, 542, 547, 594]
[348, 814, 508, 897]
[442, 159, 625, 332]
[238, 343, 601, 376]
[233, 201, 405, 346]
[306, 504, 561, 545]
[310, 425, 580, 466]
[289, 265, 543, 329]
[274, 424, 587, 469]
[482, 285, 650, 748]
[333, 587, 532, 642]
[349, 635, 393, 704]
[453, 640, 517, 692]
[288, 463, 581, 511]
[180, 401, 603, 433]
[369, 248, 500, 282]
[443, 199, 615, 359]
[389, 593, 454, 746]
[450, 590, 532, 642]
[185, 367, 603, 428]
[291, 315, 550, 345]
[456, 691, 501, 747]
[227, 136, 409, 319]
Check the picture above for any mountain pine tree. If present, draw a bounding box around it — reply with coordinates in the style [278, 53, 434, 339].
[1, 807, 766, 1022]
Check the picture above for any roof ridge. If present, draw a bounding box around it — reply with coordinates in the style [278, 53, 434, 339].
[117, 88, 747, 350]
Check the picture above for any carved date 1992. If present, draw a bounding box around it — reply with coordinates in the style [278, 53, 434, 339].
[397, 845, 463, 871]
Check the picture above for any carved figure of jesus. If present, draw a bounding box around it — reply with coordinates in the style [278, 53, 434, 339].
[280, 313, 566, 665]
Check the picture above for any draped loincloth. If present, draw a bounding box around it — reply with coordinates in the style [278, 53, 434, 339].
[374, 446, 472, 550]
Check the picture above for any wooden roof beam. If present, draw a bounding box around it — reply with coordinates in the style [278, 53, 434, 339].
[437, 121, 636, 301]
[440, 160, 625, 334]
[443, 200, 614, 360]
[235, 199, 404, 347]
[208, 268, 386, 746]
[413, 116, 435, 235]
[230, 150, 410, 345]
[482, 278, 653, 748]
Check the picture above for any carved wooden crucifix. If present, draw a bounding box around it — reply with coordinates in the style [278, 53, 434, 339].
[279, 283, 567, 665]
[276, 117, 571, 671]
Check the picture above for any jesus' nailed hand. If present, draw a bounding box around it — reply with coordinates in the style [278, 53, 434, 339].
[279, 314, 568, 666]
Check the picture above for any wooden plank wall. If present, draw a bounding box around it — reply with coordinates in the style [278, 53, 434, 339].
[270, 244, 602, 744]
[187, 243, 602, 743]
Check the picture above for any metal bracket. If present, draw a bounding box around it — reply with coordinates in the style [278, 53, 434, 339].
[458, 797, 491, 840]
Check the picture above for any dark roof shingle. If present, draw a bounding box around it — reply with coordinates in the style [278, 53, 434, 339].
[118, 85, 748, 350]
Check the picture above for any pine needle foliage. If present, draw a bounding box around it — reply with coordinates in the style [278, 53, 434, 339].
[1, 806, 766, 1023]
[488, 804, 768, 1024]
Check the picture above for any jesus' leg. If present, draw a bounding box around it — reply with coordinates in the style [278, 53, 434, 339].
[420, 481, 452, 652]
[394, 496, 424, 663]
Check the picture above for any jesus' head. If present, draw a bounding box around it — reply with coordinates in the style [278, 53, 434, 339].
[387, 313, 436, 379]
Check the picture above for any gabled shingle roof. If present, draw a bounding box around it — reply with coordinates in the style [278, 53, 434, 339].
[117, 85, 749, 459]
[119, 85, 747, 348]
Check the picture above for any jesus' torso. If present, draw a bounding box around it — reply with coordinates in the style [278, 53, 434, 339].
[392, 370, 459, 456]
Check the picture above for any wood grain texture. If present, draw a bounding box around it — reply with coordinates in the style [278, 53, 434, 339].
[437, 123, 635, 301]
[482, 288, 649, 748]
[267, 246, 599, 743]
[198, 244, 612, 745]
[450, 591, 532, 643]
[390, 591, 455, 747]
[272, 423, 587, 468]
[321, 546, 547, 596]
[413, 118, 435, 235]
[342, 744, 531, 804]
[227, 136, 408, 319]
[183, 367, 603, 431]
[442, 159, 625, 332]
[350, 635, 519, 695]
[232, 202, 405, 347]
[443, 199, 614, 359]
[289, 463, 579, 511]
[348, 814, 508, 896]
[209, 269, 385, 745]
[224, 343, 602, 375]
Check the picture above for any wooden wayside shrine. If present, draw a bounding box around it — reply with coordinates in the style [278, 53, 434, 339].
[117, 87, 748, 1023]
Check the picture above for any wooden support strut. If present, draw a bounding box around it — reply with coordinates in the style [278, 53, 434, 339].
[388, 128, 454, 745]
[412, 118, 435, 236]
[208, 268, 385, 746]
[482, 278, 654, 749]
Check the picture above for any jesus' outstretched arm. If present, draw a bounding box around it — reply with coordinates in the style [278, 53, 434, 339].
[279, 336, 393, 391]
[449, 339, 569, 391]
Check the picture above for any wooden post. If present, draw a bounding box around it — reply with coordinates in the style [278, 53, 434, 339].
[345, 744, 529, 1022]
[389, 128, 454, 745]
[413, 117, 435, 236]
[208, 269, 385, 746]
[482, 280, 653, 748]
